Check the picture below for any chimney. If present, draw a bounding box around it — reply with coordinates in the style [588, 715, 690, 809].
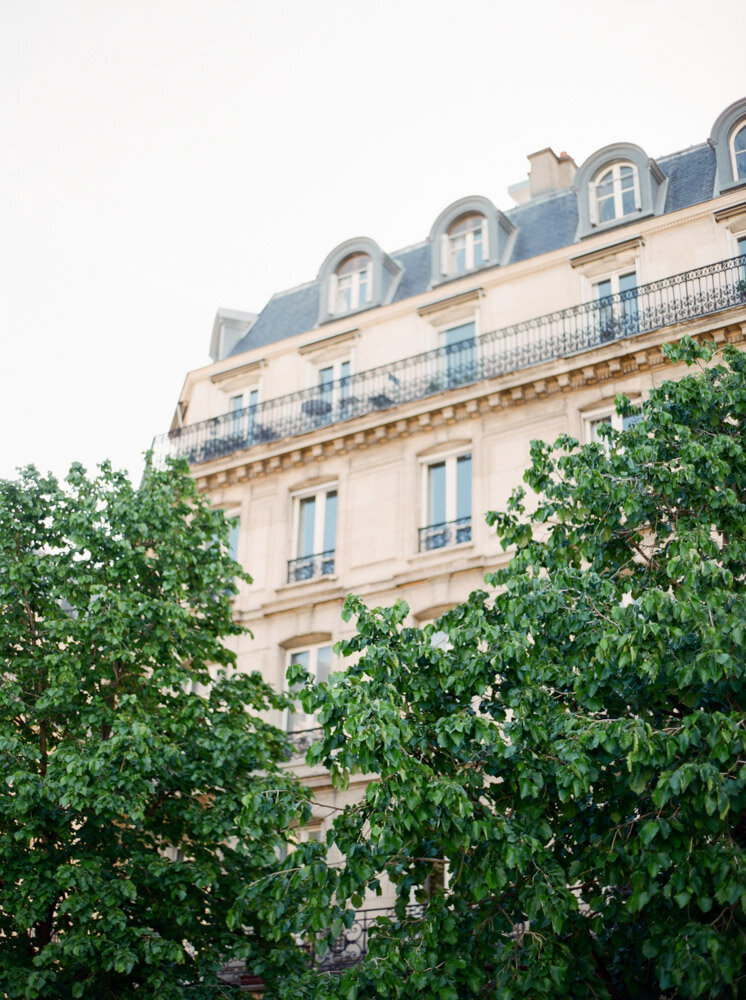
[527, 147, 577, 198]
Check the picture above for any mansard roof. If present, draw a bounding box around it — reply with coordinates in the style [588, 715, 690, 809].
[227, 142, 719, 359]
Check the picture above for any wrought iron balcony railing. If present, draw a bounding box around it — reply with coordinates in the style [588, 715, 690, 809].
[419, 517, 472, 552]
[307, 904, 425, 972]
[153, 255, 746, 467]
[218, 904, 426, 986]
[287, 549, 335, 583]
[286, 726, 323, 754]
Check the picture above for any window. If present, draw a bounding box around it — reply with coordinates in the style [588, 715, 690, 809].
[286, 644, 332, 737]
[584, 402, 641, 451]
[227, 516, 240, 562]
[591, 270, 639, 341]
[444, 213, 488, 276]
[330, 253, 372, 314]
[429, 195, 516, 287]
[592, 163, 640, 224]
[575, 143, 665, 238]
[303, 359, 352, 424]
[440, 321, 477, 387]
[419, 453, 471, 551]
[288, 487, 337, 583]
[227, 388, 258, 438]
[732, 123, 746, 182]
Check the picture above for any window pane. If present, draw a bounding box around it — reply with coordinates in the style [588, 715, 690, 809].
[228, 519, 240, 561]
[428, 462, 446, 525]
[473, 230, 484, 267]
[323, 491, 337, 553]
[287, 650, 310, 731]
[337, 252, 370, 276]
[590, 416, 612, 443]
[316, 646, 332, 684]
[594, 279, 612, 300]
[598, 193, 615, 222]
[298, 496, 316, 556]
[444, 322, 475, 346]
[735, 125, 746, 179]
[456, 455, 471, 521]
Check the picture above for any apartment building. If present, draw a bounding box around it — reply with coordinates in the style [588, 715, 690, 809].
[154, 98, 746, 901]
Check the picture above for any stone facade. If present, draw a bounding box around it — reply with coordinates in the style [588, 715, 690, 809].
[156, 98, 746, 863]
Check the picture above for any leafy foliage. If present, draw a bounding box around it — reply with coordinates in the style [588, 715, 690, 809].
[289, 340, 746, 999]
[0, 460, 310, 999]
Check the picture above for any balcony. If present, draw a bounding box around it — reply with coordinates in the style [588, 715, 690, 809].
[153, 255, 746, 467]
[287, 549, 335, 584]
[218, 904, 426, 987]
[419, 517, 472, 552]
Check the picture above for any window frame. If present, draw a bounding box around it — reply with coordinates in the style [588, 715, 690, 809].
[329, 253, 373, 315]
[590, 162, 641, 226]
[285, 643, 333, 737]
[731, 122, 746, 183]
[582, 400, 642, 451]
[419, 449, 472, 552]
[288, 484, 338, 583]
[443, 213, 489, 277]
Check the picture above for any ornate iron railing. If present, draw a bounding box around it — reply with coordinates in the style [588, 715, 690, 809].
[153, 255, 746, 467]
[307, 904, 425, 972]
[287, 549, 335, 583]
[218, 904, 426, 986]
[286, 726, 323, 754]
[418, 517, 472, 552]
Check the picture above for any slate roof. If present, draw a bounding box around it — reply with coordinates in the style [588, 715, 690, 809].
[228, 144, 719, 359]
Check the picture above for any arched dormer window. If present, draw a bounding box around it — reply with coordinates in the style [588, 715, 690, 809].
[317, 237, 402, 325]
[446, 213, 487, 275]
[331, 252, 372, 313]
[575, 143, 666, 239]
[592, 162, 640, 224]
[709, 98, 746, 194]
[429, 195, 516, 287]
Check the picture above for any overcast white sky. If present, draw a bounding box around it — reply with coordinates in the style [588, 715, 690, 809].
[1, 0, 745, 483]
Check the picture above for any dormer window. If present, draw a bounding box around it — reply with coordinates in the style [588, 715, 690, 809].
[428, 195, 516, 287]
[445, 213, 487, 275]
[332, 253, 372, 314]
[709, 99, 746, 194]
[575, 143, 666, 238]
[593, 163, 640, 223]
[316, 237, 402, 324]
[731, 122, 746, 182]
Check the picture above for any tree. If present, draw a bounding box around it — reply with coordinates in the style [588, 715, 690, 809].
[0, 460, 311, 1000]
[290, 340, 746, 999]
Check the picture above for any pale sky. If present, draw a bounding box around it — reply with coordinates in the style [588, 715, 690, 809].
[1, 0, 745, 482]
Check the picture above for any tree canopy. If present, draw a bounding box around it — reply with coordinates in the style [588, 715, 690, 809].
[0, 461, 310, 1000]
[289, 339, 746, 999]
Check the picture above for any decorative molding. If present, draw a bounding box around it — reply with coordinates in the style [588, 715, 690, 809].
[298, 327, 358, 355]
[209, 359, 263, 386]
[417, 288, 483, 317]
[569, 236, 644, 268]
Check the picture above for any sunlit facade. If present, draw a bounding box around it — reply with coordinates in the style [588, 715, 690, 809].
[156, 100, 746, 947]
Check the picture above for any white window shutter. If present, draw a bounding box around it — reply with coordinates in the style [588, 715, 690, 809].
[589, 185, 598, 226]
[634, 170, 642, 210]
[482, 220, 490, 262]
[328, 273, 338, 313]
[365, 262, 373, 302]
[440, 233, 450, 275]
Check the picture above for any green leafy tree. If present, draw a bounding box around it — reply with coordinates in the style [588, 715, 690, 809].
[290, 340, 746, 999]
[0, 461, 311, 1000]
